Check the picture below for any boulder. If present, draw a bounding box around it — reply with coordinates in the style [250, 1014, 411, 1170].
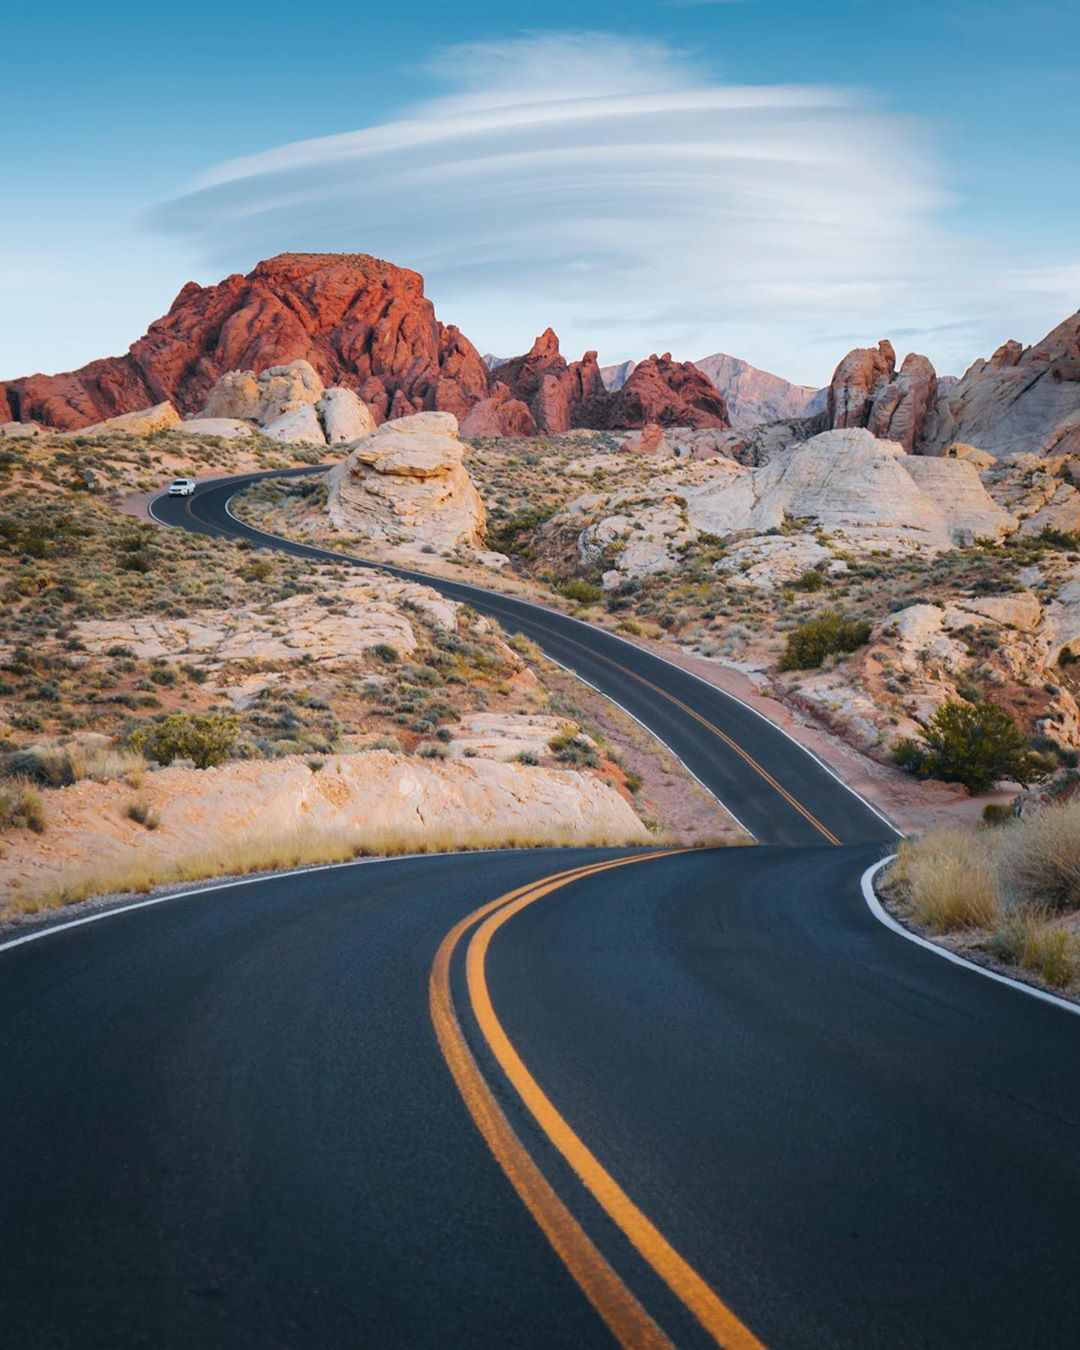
[878, 604, 968, 676]
[201, 359, 323, 424]
[326, 411, 486, 550]
[318, 386, 376, 443]
[76, 401, 182, 437]
[261, 403, 326, 446]
[0, 421, 42, 439]
[619, 423, 672, 456]
[946, 442, 996, 469]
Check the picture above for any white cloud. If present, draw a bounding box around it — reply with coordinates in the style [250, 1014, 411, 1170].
[149, 32, 1076, 385]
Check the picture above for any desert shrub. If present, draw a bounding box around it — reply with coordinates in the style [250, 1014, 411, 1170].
[129, 712, 239, 769]
[369, 643, 399, 665]
[0, 779, 45, 834]
[982, 802, 1016, 826]
[516, 750, 540, 766]
[793, 568, 826, 592]
[778, 610, 871, 671]
[998, 801, 1080, 913]
[486, 505, 556, 555]
[989, 915, 1073, 987]
[558, 579, 604, 605]
[548, 730, 600, 768]
[0, 744, 146, 787]
[124, 793, 160, 830]
[894, 700, 1050, 793]
[891, 828, 1003, 931]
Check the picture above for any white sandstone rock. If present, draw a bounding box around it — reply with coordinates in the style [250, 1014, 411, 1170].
[326, 411, 485, 550]
[318, 387, 376, 444]
[261, 403, 326, 447]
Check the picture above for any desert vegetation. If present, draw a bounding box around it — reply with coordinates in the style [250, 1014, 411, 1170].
[885, 798, 1080, 993]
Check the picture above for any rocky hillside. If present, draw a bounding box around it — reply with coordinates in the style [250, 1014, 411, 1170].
[918, 309, 1080, 459]
[693, 353, 826, 431]
[1, 255, 729, 438]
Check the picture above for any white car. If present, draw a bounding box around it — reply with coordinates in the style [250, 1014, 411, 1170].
[167, 477, 196, 497]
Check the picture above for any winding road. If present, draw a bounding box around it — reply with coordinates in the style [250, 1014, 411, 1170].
[2, 469, 1078, 1348]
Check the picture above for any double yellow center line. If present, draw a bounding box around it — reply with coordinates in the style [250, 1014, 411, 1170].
[429, 852, 765, 1349]
[518, 617, 842, 846]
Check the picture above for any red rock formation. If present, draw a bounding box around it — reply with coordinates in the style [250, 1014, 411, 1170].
[1, 254, 493, 431]
[827, 340, 896, 430]
[618, 423, 670, 455]
[490, 330, 606, 434]
[459, 382, 538, 439]
[0, 388, 11, 423]
[578, 354, 730, 430]
[867, 353, 938, 451]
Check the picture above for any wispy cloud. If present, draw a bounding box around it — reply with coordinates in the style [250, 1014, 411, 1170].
[149, 32, 1075, 383]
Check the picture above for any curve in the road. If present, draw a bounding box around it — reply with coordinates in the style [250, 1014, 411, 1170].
[151, 470, 899, 849]
[5, 471, 1077, 1349]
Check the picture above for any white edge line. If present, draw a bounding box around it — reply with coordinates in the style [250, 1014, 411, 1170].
[861, 856, 1080, 1018]
[193, 479, 901, 841]
[0, 845, 646, 958]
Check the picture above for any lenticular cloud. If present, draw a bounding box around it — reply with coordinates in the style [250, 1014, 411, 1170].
[150, 33, 949, 381]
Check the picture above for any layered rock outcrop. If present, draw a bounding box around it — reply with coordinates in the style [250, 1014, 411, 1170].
[558, 427, 1019, 586]
[1, 254, 492, 432]
[918, 309, 1080, 459]
[191, 359, 376, 446]
[326, 411, 485, 550]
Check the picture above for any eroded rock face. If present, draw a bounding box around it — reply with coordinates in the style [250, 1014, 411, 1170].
[618, 423, 672, 456]
[580, 353, 730, 430]
[491, 330, 606, 434]
[326, 411, 486, 550]
[827, 341, 896, 429]
[1, 253, 493, 432]
[867, 353, 939, 451]
[918, 308, 1080, 459]
[459, 381, 538, 439]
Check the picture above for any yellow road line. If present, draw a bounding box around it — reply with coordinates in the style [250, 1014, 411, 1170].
[463, 854, 766, 1349]
[524, 618, 840, 846]
[429, 856, 676, 1350]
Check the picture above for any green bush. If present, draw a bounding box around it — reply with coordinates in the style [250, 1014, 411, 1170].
[778, 610, 871, 671]
[893, 700, 1050, 794]
[982, 802, 1016, 826]
[129, 712, 240, 769]
[793, 568, 826, 592]
[558, 579, 603, 605]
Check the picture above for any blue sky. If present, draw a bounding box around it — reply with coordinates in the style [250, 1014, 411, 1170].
[3, 0, 1078, 386]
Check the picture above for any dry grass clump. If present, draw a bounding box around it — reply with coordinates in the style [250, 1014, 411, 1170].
[0, 780, 45, 835]
[989, 912, 1073, 988]
[887, 800, 1080, 993]
[4, 819, 652, 917]
[998, 800, 1080, 914]
[3, 744, 148, 788]
[890, 828, 1003, 932]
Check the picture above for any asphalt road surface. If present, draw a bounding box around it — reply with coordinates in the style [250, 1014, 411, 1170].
[2, 471, 1077, 1349]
